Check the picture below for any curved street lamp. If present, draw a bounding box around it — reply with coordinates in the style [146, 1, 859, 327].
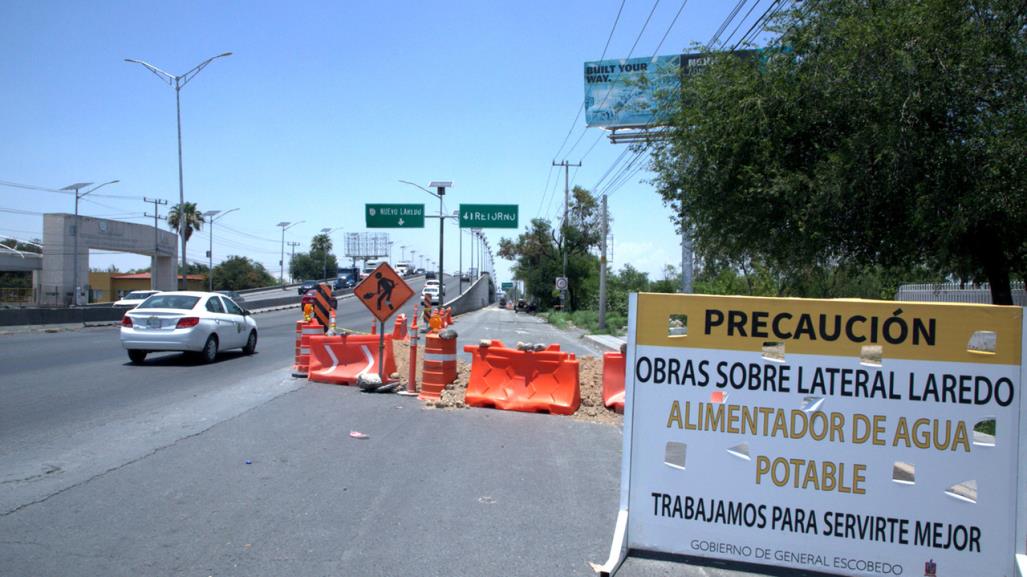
[125, 52, 232, 290]
[61, 179, 119, 305]
[203, 208, 239, 290]
[277, 221, 305, 286]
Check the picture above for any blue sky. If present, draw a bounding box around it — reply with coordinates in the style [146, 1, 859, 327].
[1, 0, 770, 284]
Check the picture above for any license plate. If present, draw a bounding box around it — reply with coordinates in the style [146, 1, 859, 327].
[147, 317, 161, 329]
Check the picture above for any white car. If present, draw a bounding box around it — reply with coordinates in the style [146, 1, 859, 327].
[113, 290, 161, 308]
[421, 285, 440, 305]
[120, 291, 258, 364]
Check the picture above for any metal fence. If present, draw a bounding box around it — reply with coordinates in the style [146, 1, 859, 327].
[895, 281, 1026, 305]
[0, 287, 33, 305]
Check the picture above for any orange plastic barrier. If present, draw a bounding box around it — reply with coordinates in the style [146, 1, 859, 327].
[419, 334, 457, 401]
[392, 313, 408, 341]
[602, 352, 626, 413]
[462, 340, 580, 415]
[307, 333, 398, 385]
[291, 318, 323, 377]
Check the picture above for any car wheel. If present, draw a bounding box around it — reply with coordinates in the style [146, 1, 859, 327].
[200, 335, 218, 363]
[127, 349, 147, 364]
[242, 330, 258, 355]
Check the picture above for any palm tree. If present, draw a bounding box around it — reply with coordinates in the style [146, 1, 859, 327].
[167, 202, 203, 289]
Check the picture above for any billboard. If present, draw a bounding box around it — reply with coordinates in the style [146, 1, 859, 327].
[598, 293, 1026, 577]
[584, 55, 681, 128]
[584, 51, 757, 129]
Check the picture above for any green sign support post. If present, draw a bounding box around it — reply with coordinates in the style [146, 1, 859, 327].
[459, 204, 518, 229]
[365, 204, 425, 228]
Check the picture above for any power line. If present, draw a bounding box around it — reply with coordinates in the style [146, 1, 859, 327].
[720, 0, 764, 48]
[652, 0, 690, 55]
[549, 0, 628, 163]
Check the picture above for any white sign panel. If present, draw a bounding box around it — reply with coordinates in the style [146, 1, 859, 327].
[603, 294, 1026, 577]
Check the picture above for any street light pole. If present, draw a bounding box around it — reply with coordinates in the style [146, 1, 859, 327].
[61, 180, 119, 305]
[125, 52, 232, 291]
[320, 227, 342, 281]
[203, 208, 238, 291]
[398, 179, 452, 287]
[277, 221, 304, 287]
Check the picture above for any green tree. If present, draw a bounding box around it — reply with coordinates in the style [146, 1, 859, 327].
[167, 202, 204, 288]
[290, 234, 339, 281]
[212, 256, 275, 290]
[0, 239, 42, 289]
[650, 0, 1026, 304]
[498, 186, 602, 311]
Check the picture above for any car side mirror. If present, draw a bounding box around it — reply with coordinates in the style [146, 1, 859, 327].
[242, 309, 251, 316]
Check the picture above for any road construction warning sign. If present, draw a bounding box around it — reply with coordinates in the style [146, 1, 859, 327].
[354, 262, 414, 323]
[597, 293, 1026, 577]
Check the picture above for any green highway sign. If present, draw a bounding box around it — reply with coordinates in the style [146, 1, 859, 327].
[365, 204, 425, 228]
[459, 204, 519, 228]
[501, 282, 514, 290]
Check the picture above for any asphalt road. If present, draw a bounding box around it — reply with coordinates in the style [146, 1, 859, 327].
[0, 276, 455, 511]
[0, 274, 634, 577]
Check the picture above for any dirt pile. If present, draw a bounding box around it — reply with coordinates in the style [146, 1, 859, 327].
[391, 338, 622, 424]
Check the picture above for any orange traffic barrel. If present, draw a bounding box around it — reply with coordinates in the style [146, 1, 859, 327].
[419, 333, 457, 400]
[292, 318, 323, 377]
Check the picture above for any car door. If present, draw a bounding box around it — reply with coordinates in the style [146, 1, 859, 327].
[220, 296, 249, 348]
[204, 296, 236, 348]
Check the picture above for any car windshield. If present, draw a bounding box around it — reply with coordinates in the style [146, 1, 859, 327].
[123, 291, 154, 300]
[136, 295, 200, 310]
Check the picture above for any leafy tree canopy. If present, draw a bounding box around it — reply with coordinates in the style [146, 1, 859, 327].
[650, 0, 1026, 303]
[212, 256, 275, 291]
[498, 186, 603, 311]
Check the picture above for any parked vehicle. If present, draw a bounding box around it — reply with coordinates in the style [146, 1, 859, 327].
[120, 291, 258, 364]
[113, 290, 161, 308]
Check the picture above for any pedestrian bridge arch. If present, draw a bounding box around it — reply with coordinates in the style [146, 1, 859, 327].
[42, 213, 177, 305]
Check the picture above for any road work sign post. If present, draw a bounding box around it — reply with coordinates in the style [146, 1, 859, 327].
[597, 293, 1025, 577]
[353, 262, 415, 383]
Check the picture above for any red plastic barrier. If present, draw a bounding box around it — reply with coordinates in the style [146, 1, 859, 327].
[462, 340, 580, 415]
[602, 352, 625, 413]
[308, 333, 398, 386]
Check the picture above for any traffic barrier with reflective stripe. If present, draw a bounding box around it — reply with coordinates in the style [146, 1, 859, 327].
[307, 333, 398, 386]
[311, 282, 334, 330]
[419, 333, 457, 400]
[602, 351, 625, 413]
[291, 318, 323, 377]
[462, 340, 580, 415]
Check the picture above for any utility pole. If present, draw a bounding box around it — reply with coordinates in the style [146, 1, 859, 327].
[552, 160, 581, 310]
[144, 197, 168, 290]
[598, 194, 609, 330]
[288, 241, 300, 282]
